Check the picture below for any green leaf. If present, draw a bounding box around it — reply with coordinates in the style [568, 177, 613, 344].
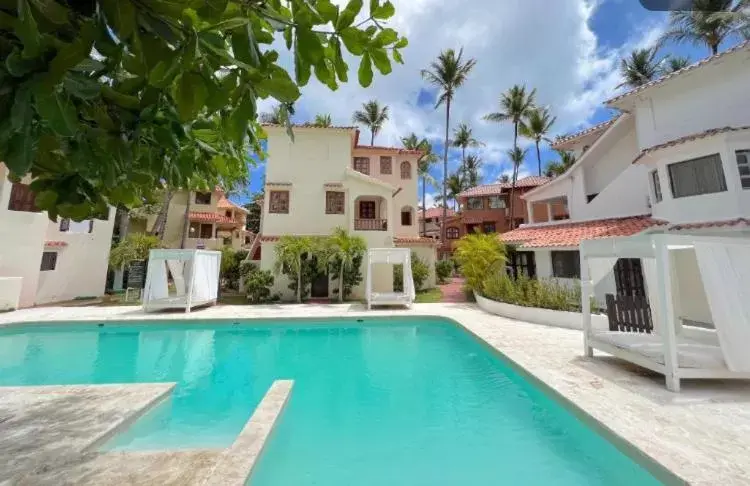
[206, 72, 236, 113]
[294, 49, 311, 86]
[358, 52, 373, 87]
[12, 88, 33, 131]
[5, 49, 40, 77]
[100, 0, 136, 40]
[296, 28, 324, 63]
[176, 73, 208, 122]
[35, 190, 58, 209]
[148, 58, 180, 88]
[29, 0, 70, 25]
[336, 0, 362, 30]
[182, 32, 199, 68]
[232, 24, 260, 67]
[370, 48, 391, 75]
[102, 86, 140, 110]
[17, 0, 42, 59]
[258, 77, 300, 103]
[373, 28, 398, 47]
[201, 17, 249, 32]
[35, 91, 78, 136]
[153, 125, 179, 151]
[332, 38, 348, 82]
[228, 93, 256, 144]
[314, 60, 337, 90]
[392, 48, 403, 64]
[372, 0, 394, 19]
[63, 74, 101, 99]
[283, 26, 293, 49]
[48, 38, 93, 85]
[5, 132, 34, 174]
[340, 27, 365, 55]
[316, 0, 338, 23]
[369, 0, 380, 14]
[394, 37, 408, 48]
[204, 0, 228, 16]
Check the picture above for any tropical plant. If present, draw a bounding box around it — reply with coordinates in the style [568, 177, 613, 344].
[109, 234, 162, 270]
[506, 146, 528, 222]
[220, 248, 249, 290]
[453, 233, 506, 292]
[260, 103, 293, 125]
[331, 253, 364, 300]
[435, 260, 453, 284]
[445, 173, 464, 211]
[326, 228, 367, 302]
[484, 85, 536, 229]
[352, 100, 390, 144]
[617, 48, 661, 89]
[482, 273, 583, 312]
[462, 154, 483, 188]
[313, 113, 333, 127]
[241, 263, 275, 304]
[498, 174, 511, 184]
[452, 123, 482, 179]
[520, 107, 556, 176]
[244, 191, 264, 234]
[0, 0, 406, 220]
[402, 133, 439, 236]
[545, 150, 577, 178]
[660, 0, 750, 55]
[394, 252, 430, 291]
[273, 236, 313, 303]
[662, 56, 692, 74]
[421, 48, 477, 248]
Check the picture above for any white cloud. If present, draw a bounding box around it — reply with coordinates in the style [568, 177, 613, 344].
[262, 0, 666, 180]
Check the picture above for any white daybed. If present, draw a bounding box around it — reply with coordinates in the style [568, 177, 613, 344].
[580, 234, 750, 391]
[142, 249, 221, 313]
[366, 248, 415, 309]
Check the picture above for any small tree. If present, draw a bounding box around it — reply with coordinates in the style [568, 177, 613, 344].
[273, 236, 313, 303]
[394, 252, 430, 291]
[326, 228, 366, 302]
[109, 234, 162, 270]
[454, 233, 506, 292]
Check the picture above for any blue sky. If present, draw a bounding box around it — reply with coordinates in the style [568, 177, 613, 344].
[234, 0, 739, 207]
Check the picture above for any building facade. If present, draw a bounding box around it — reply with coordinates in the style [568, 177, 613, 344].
[0, 164, 116, 309]
[257, 125, 437, 301]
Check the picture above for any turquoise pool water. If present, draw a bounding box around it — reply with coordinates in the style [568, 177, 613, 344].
[0, 318, 663, 485]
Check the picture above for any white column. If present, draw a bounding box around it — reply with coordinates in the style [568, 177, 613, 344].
[656, 235, 680, 392]
[526, 201, 534, 224]
[580, 250, 594, 357]
[547, 203, 553, 222]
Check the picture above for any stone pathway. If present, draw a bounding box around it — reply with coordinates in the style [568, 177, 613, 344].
[438, 277, 466, 303]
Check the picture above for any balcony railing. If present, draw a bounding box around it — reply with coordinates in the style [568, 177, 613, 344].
[355, 218, 387, 231]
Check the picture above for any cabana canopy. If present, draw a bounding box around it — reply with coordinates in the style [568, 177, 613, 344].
[366, 248, 415, 309]
[143, 249, 221, 313]
[581, 234, 750, 391]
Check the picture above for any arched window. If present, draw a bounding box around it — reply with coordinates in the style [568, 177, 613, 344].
[446, 227, 460, 239]
[400, 161, 412, 179]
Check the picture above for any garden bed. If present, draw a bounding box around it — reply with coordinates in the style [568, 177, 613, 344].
[475, 293, 608, 331]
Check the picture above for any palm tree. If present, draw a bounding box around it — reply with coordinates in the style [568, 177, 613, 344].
[446, 173, 464, 211]
[545, 150, 577, 178]
[260, 103, 291, 124]
[352, 100, 389, 144]
[660, 0, 750, 56]
[421, 48, 477, 251]
[520, 106, 556, 176]
[452, 123, 482, 179]
[484, 84, 536, 229]
[662, 55, 691, 74]
[402, 133, 439, 236]
[326, 228, 366, 302]
[462, 154, 482, 188]
[273, 235, 312, 303]
[506, 146, 528, 222]
[498, 174, 511, 184]
[313, 113, 332, 127]
[617, 48, 660, 89]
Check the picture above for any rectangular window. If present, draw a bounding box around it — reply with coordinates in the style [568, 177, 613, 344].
[325, 191, 345, 214]
[380, 156, 392, 175]
[8, 183, 39, 212]
[353, 157, 370, 175]
[551, 251, 581, 279]
[194, 192, 212, 204]
[446, 227, 460, 239]
[401, 210, 412, 226]
[507, 251, 536, 279]
[40, 251, 57, 271]
[359, 201, 376, 219]
[59, 218, 70, 232]
[736, 150, 750, 189]
[650, 170, 663, 202]
[467, 197, 483, 210]
[200, 224, 213, 239]
[668, 153, 727, 198]
[488, 196, 506, 209]
[269, 190, 290, 214]
[482, 222, 496, 233]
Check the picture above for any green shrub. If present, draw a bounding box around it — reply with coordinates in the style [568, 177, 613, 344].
[454, 233, 506, 292]
[330, 254, 364, 300]
[109, 233, 162, 269]
[245, 268, 275, 304]
[482, 273, 583, 312]
[220, 248, 248, 290]
[393, 252, 430, 292]
[435, 260, 453, 284]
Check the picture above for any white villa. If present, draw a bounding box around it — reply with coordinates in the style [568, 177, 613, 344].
[0, 164, 116, 310]
[254, 125, 438, 301]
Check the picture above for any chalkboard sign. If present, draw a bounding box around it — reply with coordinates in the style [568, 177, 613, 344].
[127, 260, 147, 289]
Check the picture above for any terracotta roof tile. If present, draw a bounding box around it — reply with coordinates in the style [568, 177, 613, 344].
[217, 195, 248, 213]
[394, 236, 439, 246]
[668, 218, 750, 231]
[552, 117, 619, 148]
[189, 211, 236, 224]
[354, 145, 424, 155]
[633, 126, 750, 163]
[606, 40, 750, 106]
[418, 208, 455, 220]
[262, 123, 358, 131]
[458, 176, 551, 198]
[501, 215, 664, 248]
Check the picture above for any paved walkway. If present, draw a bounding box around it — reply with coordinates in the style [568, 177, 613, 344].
[438, 277, 466, 303]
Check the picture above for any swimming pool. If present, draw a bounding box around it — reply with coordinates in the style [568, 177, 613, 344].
[0, 318, 663, 485]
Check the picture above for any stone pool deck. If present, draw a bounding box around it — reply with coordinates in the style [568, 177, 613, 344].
[2, 303, 750, 485]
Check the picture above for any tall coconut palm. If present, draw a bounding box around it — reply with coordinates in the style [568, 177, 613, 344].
[446, 173, 464, 211]
[660, 0, 750, 56]
[545, 150, 577, 178]
[326, 228, 366, 302]
[506, 147, 528, 222]
[421, 48, 477, 251]
[462, 154, 483, 188]
[352, 100, 389, 144]
[402, 133, 439, 236]
[617, 48, 661, 89]
[313, 113, 332, 127]
[520, 106, 556, 177]
[452, 123, 482, 179]
[273, 235, 313, 303]
[484, 84, 536, 229]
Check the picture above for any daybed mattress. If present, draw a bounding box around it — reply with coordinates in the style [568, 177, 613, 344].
[592, 331, 726, 369]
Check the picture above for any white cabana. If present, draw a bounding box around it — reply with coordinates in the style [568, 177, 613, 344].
[581, 234, 750, 392]
[366, 248, 415, 309]
[142, 249, 221, 313]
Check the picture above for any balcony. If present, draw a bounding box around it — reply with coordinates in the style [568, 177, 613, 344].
[355, 219, 387, 231]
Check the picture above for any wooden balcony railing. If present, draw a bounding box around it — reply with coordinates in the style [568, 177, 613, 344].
[355, 219, 387, 231]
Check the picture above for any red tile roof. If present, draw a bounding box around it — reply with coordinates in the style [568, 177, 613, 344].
[189, 211, 236, 224]
[353, 144, 424, 155]
[668, 218, 750, 232]
[217, 195, 249, 213]
[458, 176, 551, 198]
[606, 40, 750, 106]
[394, 236, 439, 246]
[500, 215, 664, 248]
[262, 123, 357, 131]
[419, 208, 455, 220]
[552, 117, 619, 148]
[633, 126, 750, 163]
[45, 241, 68, 248]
